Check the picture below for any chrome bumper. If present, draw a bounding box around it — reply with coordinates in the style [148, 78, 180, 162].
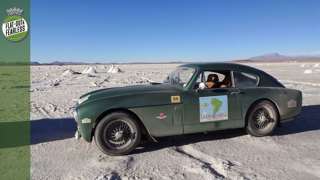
[73, 110, 81, 140]
[74, 130, 81, 140]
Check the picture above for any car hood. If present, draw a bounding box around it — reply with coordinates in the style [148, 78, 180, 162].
[80, 83, 182, 100]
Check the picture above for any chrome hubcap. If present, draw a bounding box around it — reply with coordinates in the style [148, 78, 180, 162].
[113, 130, 123, 140]
[253, 109, 273, 129]
[104, 120, 135, 149]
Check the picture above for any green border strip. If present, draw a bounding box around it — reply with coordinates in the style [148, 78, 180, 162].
[0, 0, 30, 180]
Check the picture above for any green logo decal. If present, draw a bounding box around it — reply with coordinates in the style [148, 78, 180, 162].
[211, 98, 222, 114]
[2, 7, 28, 42]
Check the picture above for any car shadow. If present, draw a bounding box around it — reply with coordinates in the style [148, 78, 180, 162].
[132, 128, 246, 155]
[31, 118, 77, 145]
[0, 118, 76, 148]
[275, 104, 320, 136]
[132, 104, 320, 154]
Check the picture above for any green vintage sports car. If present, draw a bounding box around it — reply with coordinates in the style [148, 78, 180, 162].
[74, 63, 302, 155]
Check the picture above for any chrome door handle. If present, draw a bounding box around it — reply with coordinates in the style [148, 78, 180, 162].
[230, 91, 244, 95]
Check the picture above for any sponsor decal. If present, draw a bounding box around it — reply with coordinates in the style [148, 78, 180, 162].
[171, 95, 181, 103]
[156, 112, 167, 120]
[2, 7, 28, 42]
[199, 95, 228, 122]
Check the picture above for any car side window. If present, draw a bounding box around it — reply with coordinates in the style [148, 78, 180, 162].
[233, 72, 259, 88]
[194, 70, 233, 89]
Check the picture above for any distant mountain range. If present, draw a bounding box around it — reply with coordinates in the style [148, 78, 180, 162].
[31, 53, 320, 65]
[30, 61, 185, 65]
[237, 53, 320, 63]
[31, 61, 91, 65]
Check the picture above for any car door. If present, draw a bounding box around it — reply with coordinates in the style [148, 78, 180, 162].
[182, 71, 243, 134]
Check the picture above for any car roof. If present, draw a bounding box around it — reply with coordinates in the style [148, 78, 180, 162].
[179, 62, 285, 88]
[180, 62, 262, 73]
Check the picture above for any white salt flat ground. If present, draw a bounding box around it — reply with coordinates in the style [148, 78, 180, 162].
[31, 62, 320, 180]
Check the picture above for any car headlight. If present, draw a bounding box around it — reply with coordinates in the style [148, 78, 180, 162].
[78, 95, 90, 104]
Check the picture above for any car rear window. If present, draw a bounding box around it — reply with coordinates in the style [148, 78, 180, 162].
[233, 71, 259, 88]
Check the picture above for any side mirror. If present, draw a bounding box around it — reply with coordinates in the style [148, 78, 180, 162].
[198, 82, 206, 90]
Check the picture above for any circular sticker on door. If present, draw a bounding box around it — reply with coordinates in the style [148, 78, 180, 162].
[2, 7, 28, 42]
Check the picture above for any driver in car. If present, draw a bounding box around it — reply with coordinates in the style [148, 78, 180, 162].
[206, 74, 219, 89]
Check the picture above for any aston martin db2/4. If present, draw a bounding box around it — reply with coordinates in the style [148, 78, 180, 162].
[74, 63, 302, 155]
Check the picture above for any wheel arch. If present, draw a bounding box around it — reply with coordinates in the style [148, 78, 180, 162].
[244, 98, 280, 126]
[93, 108, 156, 142]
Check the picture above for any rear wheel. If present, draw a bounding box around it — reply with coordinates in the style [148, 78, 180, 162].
[94, 112, 141, 156]
[246, 101, 278, 137]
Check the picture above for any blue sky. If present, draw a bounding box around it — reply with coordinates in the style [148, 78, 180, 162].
[32, 0, 320, 63]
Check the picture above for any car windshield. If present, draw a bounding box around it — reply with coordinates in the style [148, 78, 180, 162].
[164, 67, 195, 87]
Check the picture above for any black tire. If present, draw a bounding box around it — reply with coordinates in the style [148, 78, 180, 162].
[246, 100, 279, 137]
[94, 112, 141, 156]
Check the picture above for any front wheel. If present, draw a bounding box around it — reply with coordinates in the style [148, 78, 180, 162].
[246, 101, 279, 137]
[94, 112, 141, 156]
